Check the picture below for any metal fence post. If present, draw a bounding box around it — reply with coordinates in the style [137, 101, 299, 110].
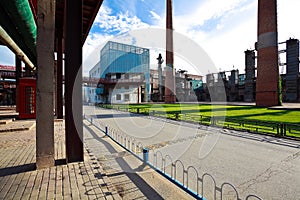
[143, 148, 149, 163]
[105, 126, 108, 136]
[211, 117, 216, 126]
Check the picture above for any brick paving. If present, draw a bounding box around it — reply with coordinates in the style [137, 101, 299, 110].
[0, 116, 193, 200]
[83, 120, 194, 200]
[0, 119, 121, 200]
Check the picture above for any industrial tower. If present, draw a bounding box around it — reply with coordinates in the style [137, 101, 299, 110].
[256, 0, 280, 106]
[165, 0, 176, 103]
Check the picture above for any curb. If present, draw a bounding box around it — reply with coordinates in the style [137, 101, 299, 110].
[0, 122, 36, 133]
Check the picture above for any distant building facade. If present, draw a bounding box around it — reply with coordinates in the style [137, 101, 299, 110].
[283, 38, 299, 102]
[87, 38, 300, 104]
[89, 41, 150, 104]
[150, 69, 202, 102]
[199, 39, 300, 103]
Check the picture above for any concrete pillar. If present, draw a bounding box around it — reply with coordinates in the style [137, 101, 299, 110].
[165, 0, 176, 103]
[56, 36, 63, 119]
[36, 0, 56, 169]
[65, 0, 83, 163]
[256, 0, 279, 106]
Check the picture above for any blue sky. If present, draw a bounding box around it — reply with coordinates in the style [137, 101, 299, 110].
[83, 0, 300, 76]
[1, 0, 300, 76]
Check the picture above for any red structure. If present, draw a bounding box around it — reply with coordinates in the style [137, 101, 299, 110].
[165, 0, 176, 103]
[256, 0, 280, 106]
[18, 78, 36, 119]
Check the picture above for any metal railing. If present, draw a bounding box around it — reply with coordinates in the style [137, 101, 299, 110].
[84, 114, 263, 200]
[97, 104, 300, 138]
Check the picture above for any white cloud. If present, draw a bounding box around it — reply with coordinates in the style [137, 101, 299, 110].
[277, 0, 300, 41]
[93, 5, 149, 35]
[153, 0, 257, 73]
[83, 0, 300, 76]
[149, 10, 161, 20]
[83, 5, 151, 75]
[157, 0, 300, 74]
[83, 33, 112, 76]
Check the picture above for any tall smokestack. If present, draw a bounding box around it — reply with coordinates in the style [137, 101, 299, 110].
[256, 0, 279, 106]
[165, 0, 176, 103]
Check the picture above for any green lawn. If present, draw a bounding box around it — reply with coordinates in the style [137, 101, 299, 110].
[99, 103, 300, 137]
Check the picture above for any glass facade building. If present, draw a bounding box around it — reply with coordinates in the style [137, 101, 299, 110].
[99, 41, 150, 101]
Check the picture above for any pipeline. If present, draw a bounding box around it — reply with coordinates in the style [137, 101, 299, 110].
[0, 0, 36, 65]
[0, 25, 34, 69]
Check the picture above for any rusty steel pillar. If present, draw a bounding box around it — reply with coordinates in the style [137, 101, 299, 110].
[56, 36, 63, 119]
[65, 0, 83, 163]
[165, 0, 176, 103]
[256, 0, 279, 106]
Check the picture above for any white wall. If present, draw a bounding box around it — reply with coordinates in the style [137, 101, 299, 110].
[109, 85, 139, 104]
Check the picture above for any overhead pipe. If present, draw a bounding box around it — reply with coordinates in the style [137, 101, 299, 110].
[0, 0, 36, 65]
[0, 25, 34, 69]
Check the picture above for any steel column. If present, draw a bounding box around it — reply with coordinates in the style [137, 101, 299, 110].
[65, 0, 83, 163]
[56, 36, 63, 119]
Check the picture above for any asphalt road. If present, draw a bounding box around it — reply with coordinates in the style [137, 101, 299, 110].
[83, 106, 300, 199]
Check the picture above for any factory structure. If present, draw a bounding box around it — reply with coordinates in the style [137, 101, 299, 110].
[88, 41, 151, 104]
[86, 41, 202, 104]
[199, 38, 300, 103]
[2, 37, 299, 106]
[86, 37, 300, 104]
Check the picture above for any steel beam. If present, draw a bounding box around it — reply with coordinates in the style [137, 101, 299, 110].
[65, 0, 83, 163]
[56, 36, 63, 119]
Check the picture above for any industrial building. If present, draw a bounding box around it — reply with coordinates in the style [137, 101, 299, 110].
[86, 41, 203, 104]
[88, 41, 150, 104]
[150, 69, 202, 102]
[200, 38, 300, 103]
[87, 38, 299, 104]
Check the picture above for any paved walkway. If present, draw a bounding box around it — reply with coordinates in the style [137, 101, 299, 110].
[83, 120, 193, 200]
[0, 115, 193, 199]
[0, 119, 122, 200]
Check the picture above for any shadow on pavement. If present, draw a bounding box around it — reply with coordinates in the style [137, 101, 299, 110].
[0, 163, 36, 177]
[83, 123, 164, 200]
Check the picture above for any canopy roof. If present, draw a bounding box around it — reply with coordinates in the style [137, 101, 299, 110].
[0, 0, 103, 67]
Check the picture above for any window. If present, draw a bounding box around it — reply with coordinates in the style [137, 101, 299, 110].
[116, 73, 121, 79]
[116, 94, 121, 100]
[124, 85, 129, 90]
[124, 94, 130, 101]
